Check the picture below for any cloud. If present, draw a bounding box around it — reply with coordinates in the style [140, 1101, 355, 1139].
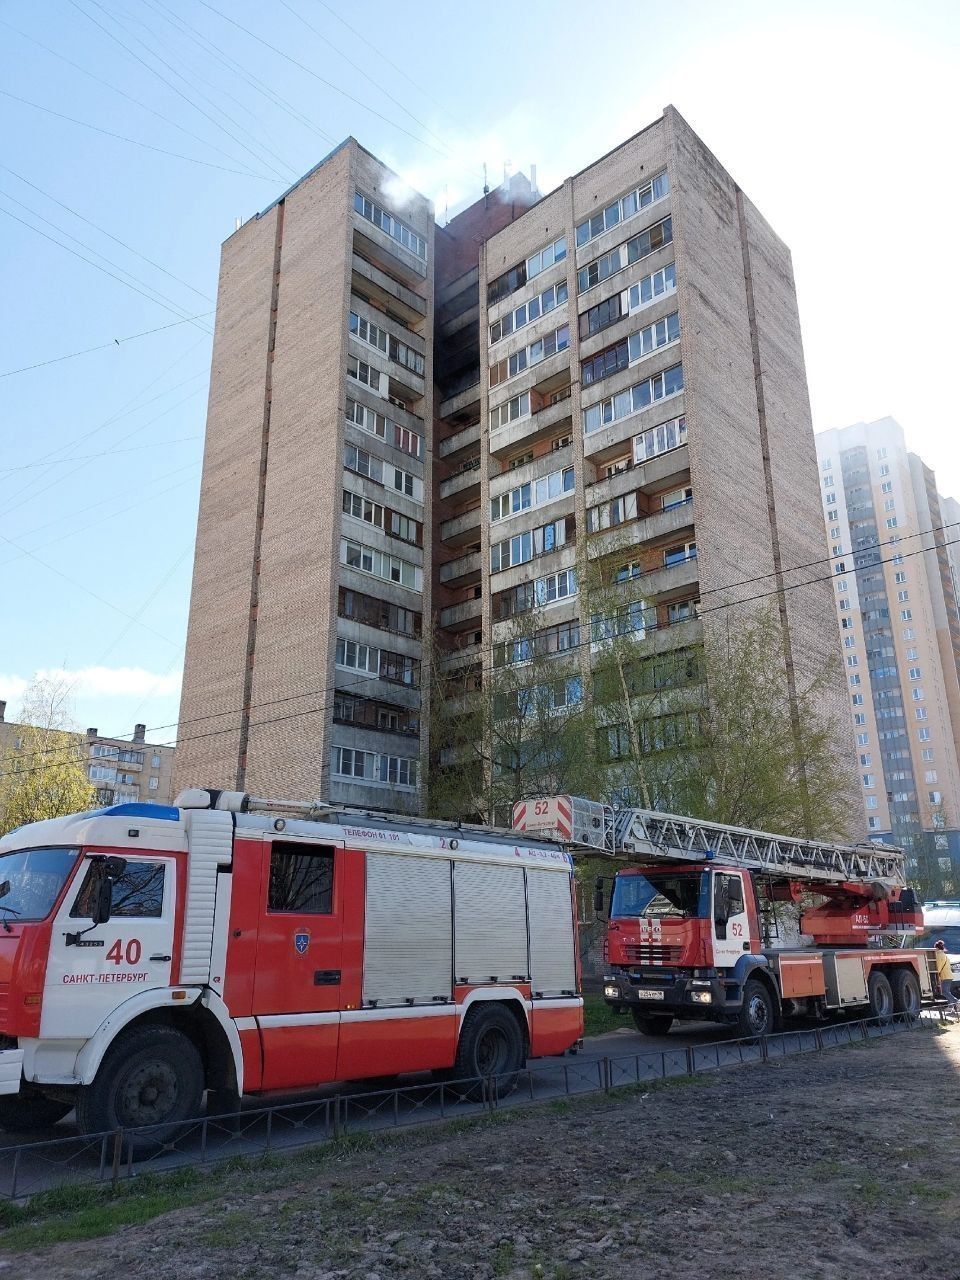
[0, 666, 183, 704]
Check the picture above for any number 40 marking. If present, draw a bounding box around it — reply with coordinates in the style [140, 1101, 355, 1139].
[106, 938, 142, 965]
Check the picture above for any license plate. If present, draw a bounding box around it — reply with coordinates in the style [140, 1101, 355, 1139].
[634, 989, 665, 1001]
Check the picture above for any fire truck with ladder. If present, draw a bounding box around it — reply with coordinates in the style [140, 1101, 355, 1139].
[0, 789, 581, 1136]
[513, 795, 941, 1037]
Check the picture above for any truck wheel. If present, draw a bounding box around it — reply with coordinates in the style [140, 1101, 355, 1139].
[630, 1010, 673, 1036]
[0, 1095, 73, 1132]
[452, 1003, 525, 1098]
[867, 970, 894, 1021]
[890, 968, 922, 1016]
[76, 1025, 205, 1144]
[736, 979, 775, 1038]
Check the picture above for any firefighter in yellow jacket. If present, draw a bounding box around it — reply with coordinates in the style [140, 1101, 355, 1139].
[934, 940, 960, 1018]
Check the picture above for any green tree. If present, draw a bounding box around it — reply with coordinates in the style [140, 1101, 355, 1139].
[0, 678, 95, 834]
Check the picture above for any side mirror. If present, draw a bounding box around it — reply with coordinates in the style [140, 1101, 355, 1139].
[593, 876, 606, 917]
[90, 857, 127, 926]
[0, 881, 10, 901]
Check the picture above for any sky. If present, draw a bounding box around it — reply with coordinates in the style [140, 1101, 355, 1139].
[1, 0, 958, 747]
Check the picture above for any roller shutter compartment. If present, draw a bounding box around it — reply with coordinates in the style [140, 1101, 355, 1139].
[527, 868, 576, 997]
[363, 853, 452, 1006]
[454, 861, 528, 985]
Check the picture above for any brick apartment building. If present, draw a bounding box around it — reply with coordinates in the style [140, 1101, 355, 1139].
[0, 702, 176, 807]
[175, 105, 859, 825]
[816, 418, 960, 889]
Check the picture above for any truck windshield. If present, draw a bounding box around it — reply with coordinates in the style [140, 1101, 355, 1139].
[611, 871, 707, 920]
[0, 847, 80, 921]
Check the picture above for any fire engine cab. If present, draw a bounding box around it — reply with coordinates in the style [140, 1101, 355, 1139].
[0, 789, 582, 1136]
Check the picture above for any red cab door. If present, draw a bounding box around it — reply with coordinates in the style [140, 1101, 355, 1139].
[251, 838, 343, 1090]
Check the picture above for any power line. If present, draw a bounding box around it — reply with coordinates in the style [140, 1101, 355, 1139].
[196, 0, 460, 163]
[0, 88, 275, 180]
[0, 200, 213, 334]
[0, 435, 200, 474]
[6, 525, 960, 783]
[143, 0, 338, 151]
[276, 0, 453, 154]
[67, 0, 296, 184]
[0, 17, 274, 180]
[0, 313, 214, 380]
[0, 163, 213, 303]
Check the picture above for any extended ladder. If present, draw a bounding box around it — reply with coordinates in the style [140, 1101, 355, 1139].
[512, 795, 906, 887]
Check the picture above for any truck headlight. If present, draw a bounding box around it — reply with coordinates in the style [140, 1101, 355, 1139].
[690, 991, 713, 1004]
[604, 984, 620, 999]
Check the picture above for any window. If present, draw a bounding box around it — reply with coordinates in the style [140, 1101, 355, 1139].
[849, 674, 861, 687]
[822, 474, 834, 487]
[151, 753, 161, 769]
[633, 415, 686, 463]
[897, 589, 909, 603]
[667, 599, 698, 624]
[586, 491, 639, 532]
[579, 293, 623, 340]
[884, 498, 896, 512]
[900, 608, 912, 621]
[918, 728, 932, 741]
[664, 541, 696, 567]
[821, 457, 832, 470]
[626, 262, 677, 314]
[865, 797, 878, 810]
[925, 770, 939, 783]
[332, 747, 418, 788]
[489, 517, 571, 572]
[583, 364, 683, 434]
[854, 713, 867, 725]
[148, 777, 159, 791]
[340, 539, 421, 590]
[490, 281, 568, 345]
[390, 512, 420, 544]
[552, 434, 572, 451]
[867, 817, 880, 830]
[843, 636, 856, 649]
[89, 764, 117, 782]
[922, 747, 935, 761]
[846, 655, 859, 668]
[344, 443, 383, 483]
[881, 481, 893, 494]
[908, 666, 921, 680]
[915, 707, 928, 720]
[852, 694, 864, 706]
[930, 791, 943, 805]
[526, 236, 566, 280]
[879, 464, 890, 477]
[489, 390, 531, 432]
[354, 190, 426, 260]
[489, 324, 570, 387]
[496, 568, 577, 618]
[886, 518, 898, 529]
[336, 638, 378, 674]
[863, 774, 875, 787]
[72, 861, 166, 919]
[857, 733, 869, 746]
[575, 171, 668, 246]
[894, 571, 907, 584]
[91, 743, 119, 759]
[661, 485, 692, 511]
[841, 617, 853, 629]
[578, 216, 673, 293]
[490, 467, 574, 521]
[346, 355, 381, 392]
[342, 490, 385, 529]
[268, 842, 334, 914]
[912, 687, 925, 701]
[581, 312, 679, 386]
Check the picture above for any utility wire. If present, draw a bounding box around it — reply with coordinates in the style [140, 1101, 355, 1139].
[6, 526, 960, 781]
[67, 0, 296, 184]
[196, 0, 460, 163]
[0, 17, 274, 179]
[0, 88, 275, 180]
[0, 313, 214, 380]
[144, 0, 338, 151]
[0, 201, 213, 334]
[0, 163, 213, 303]
[0, 436, 200, 474]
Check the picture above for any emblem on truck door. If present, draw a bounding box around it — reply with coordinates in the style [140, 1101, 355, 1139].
[294, 930, 311, 955]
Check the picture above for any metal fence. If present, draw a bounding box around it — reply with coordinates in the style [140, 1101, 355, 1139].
[1, 1009, 949, 1202]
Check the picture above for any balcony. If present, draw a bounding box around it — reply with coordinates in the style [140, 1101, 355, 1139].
[488, 390, 573, 458]
[583, 391, 685, 463]
[439, 549, 481, 587]
[352, 224, 427, 286]
[439, 379, 481, 421]
[351, 253, 426, 327]
[439, 505, 481, 547]
[490, 443, 573, 498]
[586, 444, 690, 501]
[438, 421, 480, 461]
[587, 499, 695, 560]
[439, 596, 482, 630]
[439, 460, 481, 502]
[641, 555, 700, 600]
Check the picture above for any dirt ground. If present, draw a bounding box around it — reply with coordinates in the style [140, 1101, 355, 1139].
[6, 1025, 960, 1280]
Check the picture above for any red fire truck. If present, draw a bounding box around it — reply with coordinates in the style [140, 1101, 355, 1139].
[0, 789, 582, 1135]
[513, 796, 938, 1037]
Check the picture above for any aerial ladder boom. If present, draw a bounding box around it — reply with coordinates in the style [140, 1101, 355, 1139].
[512, 795, 908, 888]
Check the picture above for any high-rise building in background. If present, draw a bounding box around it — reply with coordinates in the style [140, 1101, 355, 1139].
[175, 106, 858, 826]
[816, 419, 960, 892]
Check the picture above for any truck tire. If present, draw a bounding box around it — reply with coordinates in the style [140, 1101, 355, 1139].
[0, 1094, 73, 1132]
[75, 1025, 205, 1144]
[736, 978, 776, 1038]
[889, 969, 921, 1016]
[452, 1003, 525, 1098]
[867, 969, 894, 1021]
[630, 1010, 673, 1036]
